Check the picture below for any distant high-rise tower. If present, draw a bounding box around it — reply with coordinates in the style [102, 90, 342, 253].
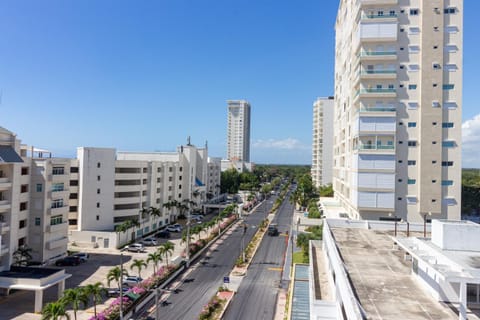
[227, 100, 251, 162]
[333, 0, 463, 222]
[312, 97, 334, 188]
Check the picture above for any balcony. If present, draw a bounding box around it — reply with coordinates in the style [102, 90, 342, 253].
[358, 0, 398, 7]
[46, 237, 68, 250]
[0, 244, 9, 257]
[361, 13, 398, 22]
[47, 222, 68, 233]
[0, 178, 12, 190]
[356, 144, 395, 154]
[355, 88, 396, 100]
[358, 50, 397, 61]
[47, 205, 69, 216]
[0, 222, 9, 234]
[358, 106, 396, 116]
[0, 200, 11, 212]
[48, 189, 69, 199]
[359, 69, 396, 80]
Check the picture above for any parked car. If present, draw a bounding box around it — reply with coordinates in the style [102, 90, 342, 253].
[156, 229, 171, 238]
[166, 225, 181, 232]
[172, 223, 182, 230]
[191, 215, 203, 222]
[267, 224, 279, 236]
[55, 256, 81, 266]
[127, 243, 145, 252]
[141, 237, 158, 246]
[107, 286, 130, 297]
[123, 276, 143, 287]
[72, 252, 89, 262]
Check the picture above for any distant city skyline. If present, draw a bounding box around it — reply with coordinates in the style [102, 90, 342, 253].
[1, 1, 480, 166]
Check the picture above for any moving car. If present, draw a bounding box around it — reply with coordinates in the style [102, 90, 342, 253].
[127, 243, 145, 252]
[72, 252, 89, 262]
[123, 276, 143, 287]
[267, 224, 279, 236]
[55, 256, 81, 266]
[141, 237, 158, 246]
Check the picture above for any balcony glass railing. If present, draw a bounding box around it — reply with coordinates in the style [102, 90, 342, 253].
[357, 144, 395, 150]
[358, 88, 396, 95]
[359, 106, 396, 112]
[362, 13, 398, 19]
[360, 70, 396, 75]
[359, 51, 397, 57]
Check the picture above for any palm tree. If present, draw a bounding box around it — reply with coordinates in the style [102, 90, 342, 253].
[130, 259, 147, 278]
[42, 301, 70, 320]
[107, 266, 128, 291]
[158, 241, 175, 267]
[61, 288, 88, 320]
[83, 282, 106, 318]
[146, 252, 163, 274]
[12, 245, 33, 266]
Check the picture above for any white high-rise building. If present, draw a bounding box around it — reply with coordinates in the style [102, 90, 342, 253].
[312, 97, 334, 188]
[333, 0, 463, 223]
[227, 100, 251, 162]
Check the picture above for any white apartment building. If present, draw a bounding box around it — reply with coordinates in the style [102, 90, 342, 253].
[311, 97, 334, 188]
[333, 0, 463, 223]
[227, 100, 251, 162]
[0, 127, 71, 270]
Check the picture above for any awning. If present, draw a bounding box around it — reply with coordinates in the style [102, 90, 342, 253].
[0, 146, 23, 163]
[125, 292, 140, 301]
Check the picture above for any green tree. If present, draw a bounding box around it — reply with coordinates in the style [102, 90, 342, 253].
[147, 252, 163, 274]
[61, 288, 88, 320]
[319, 184, 334, 197]
[12, 245, 33, 266]
[220, 168, 240, 194]
[83, 282, 106, 318]
[42, 301, 70, 320]
[107, 266, 128, 291]
[158, 241, 175, 267]
[130, 259, 147, 278]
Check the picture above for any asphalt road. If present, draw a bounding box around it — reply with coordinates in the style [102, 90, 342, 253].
[223, 193, 294, 320]
[139, 198, 276, 320]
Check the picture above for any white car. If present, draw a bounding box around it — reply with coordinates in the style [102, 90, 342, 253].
[72, 252, 89, 262]
[166, 225, 181, 232]
[126, 243, 145, 252]
[123, 276, 143, 287]
[141, 238, 158, 246]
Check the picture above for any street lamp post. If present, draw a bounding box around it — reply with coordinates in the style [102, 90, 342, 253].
[389, 213, 397, 236]
[423, 211, 432, 238]
[119, 253, 124, 320]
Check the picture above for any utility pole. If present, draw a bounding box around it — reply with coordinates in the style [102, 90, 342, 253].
[119, 252, 124, 320]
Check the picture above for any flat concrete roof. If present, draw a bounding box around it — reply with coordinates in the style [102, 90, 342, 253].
[0, 266, 59, 279]
[331, 227, 458, 319]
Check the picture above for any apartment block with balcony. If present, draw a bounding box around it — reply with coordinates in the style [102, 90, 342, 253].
[333, 0, 462, 222]
[312, 97, 334, 188]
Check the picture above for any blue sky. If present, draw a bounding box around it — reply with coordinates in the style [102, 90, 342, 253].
[1, 1, 479, 166]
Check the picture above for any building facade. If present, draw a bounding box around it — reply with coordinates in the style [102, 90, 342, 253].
[311, 97, 334, 188]
[227, 100, 251, 162]
[333, 0, 463, 222]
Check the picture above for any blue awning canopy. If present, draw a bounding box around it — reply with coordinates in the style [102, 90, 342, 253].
[0, 146, 23, 163]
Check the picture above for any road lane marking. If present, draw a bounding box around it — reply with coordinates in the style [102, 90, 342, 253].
[268, 267, 282, 271]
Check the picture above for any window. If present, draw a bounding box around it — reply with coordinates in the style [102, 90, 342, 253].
[433, 63, 441, 70]
[97, 188, 101, 194]
[445, 26, 459, 33]
[408, 122, 417, 128]
[19, 219, 27, 229]
[52, 183, 64, 192]
[408, 179, 416, 185]
[408, 160, 417, 166]
[157, 178, 161, 183]
[69, 193, 78, 199]
[96, 202, 100, 208]
[442, 122, 454, 128]
[408, 102, 419, 109]
[408, 141, 417, 147]
[51, 199, 64, 209]
[169, 177, 173, 182]
[408, 64, 420, 72]
[21, 184, 28, 193]
[96, 215, 100, 221]
[35, 217, 41, 226]
[408, 45, 420, 54]
[443, 84, 454, 90]
[21, 167, 29, 175]
[70, 180, 79, 186]
[70, 167, 79, 173]
[442, 180, 454, 186]
[444, 64, 458, 72]
[410, 9, 419, 15]
[18, 237, 26, 247]
[97, 162, 101, 168]
[444, 102, 457, 109]
[179, 176, 182, 181]
[407, 196, 417, 204]
[409, 27, 420, 34]
[157, 188, 161, 193]
[408, 84, 417, 90]
[52, 167, 65, 175]
[444, 8, 456, 14]
[445, 45, 458, 52]
[169, 167, 173, 172]
[443, 141, 456, 148]
[97, 175, 101, 181]
[69, 206, 78, 212]
[432, 101, 440, 108]
[442, 161, 454, 167]
[20, 202, 28, 211]
[50, 215, 63, 225]
[444, 198, 457, 206]
[36, 184, 43, 192]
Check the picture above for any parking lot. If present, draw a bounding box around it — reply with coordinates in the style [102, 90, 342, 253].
[0, 211, 219, 319]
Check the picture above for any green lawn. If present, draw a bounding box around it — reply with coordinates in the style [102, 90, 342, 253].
[292, 251, 308, 264]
